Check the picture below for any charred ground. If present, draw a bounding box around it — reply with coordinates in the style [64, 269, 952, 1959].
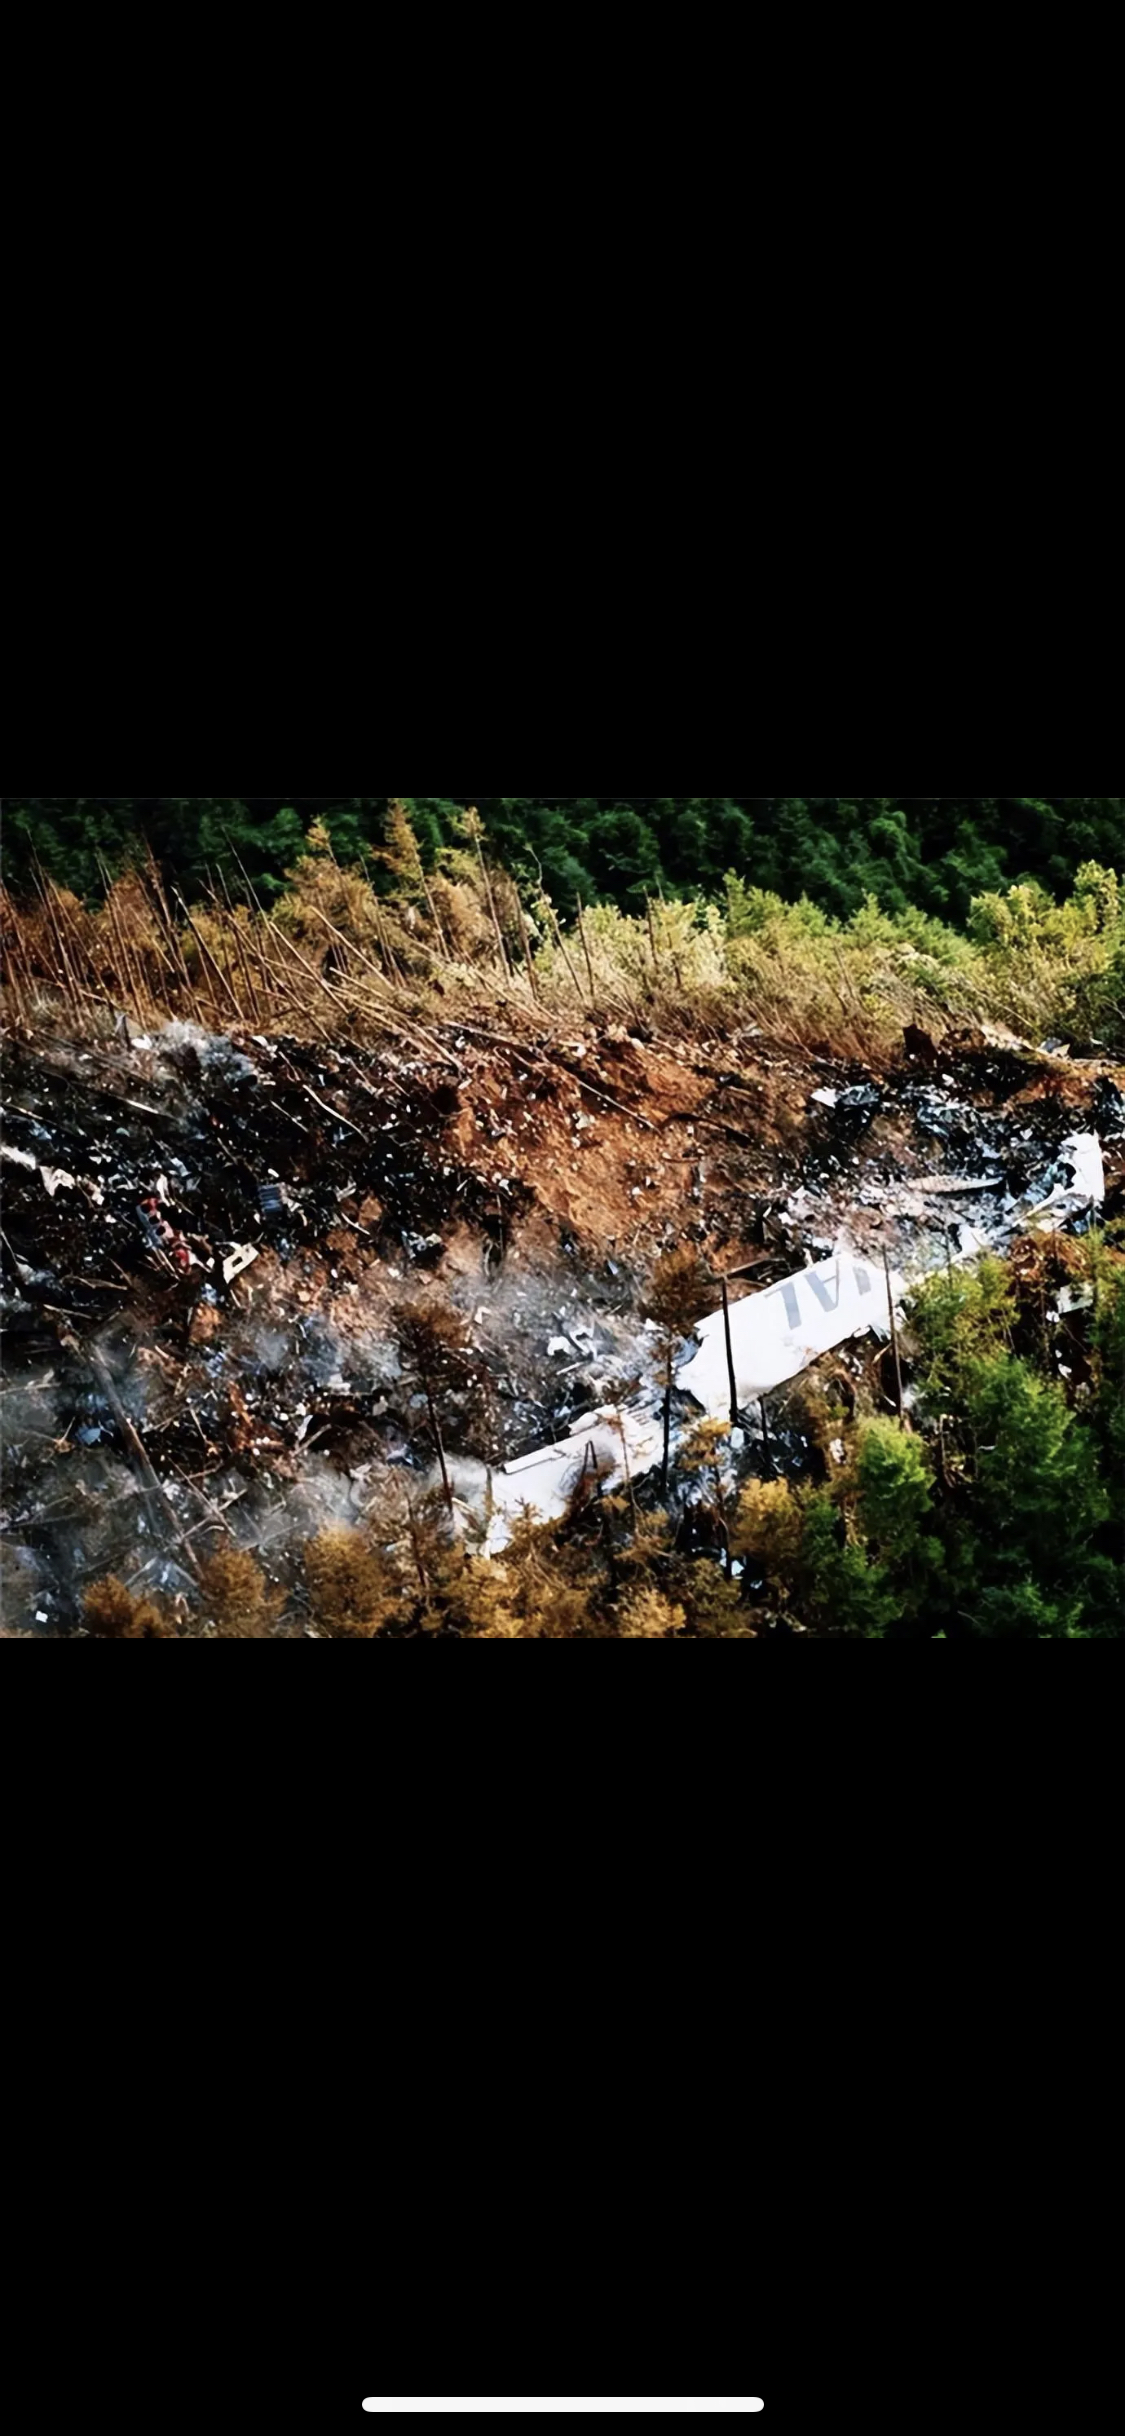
[2, 1007, 1122, 1636]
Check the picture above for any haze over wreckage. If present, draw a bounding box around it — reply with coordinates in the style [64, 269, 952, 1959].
[2, 795, 1123, 1640]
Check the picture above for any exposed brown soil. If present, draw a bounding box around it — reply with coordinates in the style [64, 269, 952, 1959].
[2, 1010, 1122, 1634]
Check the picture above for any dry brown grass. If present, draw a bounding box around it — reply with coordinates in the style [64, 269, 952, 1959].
[3, 821, 1120, 1063]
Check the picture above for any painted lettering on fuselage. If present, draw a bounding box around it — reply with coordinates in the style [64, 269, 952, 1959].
[760, 1260, 873, 1333]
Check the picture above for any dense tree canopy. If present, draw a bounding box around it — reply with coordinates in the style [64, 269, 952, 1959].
[2, 794, 1121, 923]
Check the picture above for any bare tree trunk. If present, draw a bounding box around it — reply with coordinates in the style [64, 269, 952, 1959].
[884, 1250, 906, 1423]
[722, 1279, 740, 1433]
[1, 920, 27, 1027]
[406, 1496, 431, 1601]
[423, 1377, 454, 1509]
[576, 897, 597, 1003]
[372, 898, 406, 988]
[214, 865, 265, 1026]
[174, 893, 245, 1026]
[88, 1347, 203, 1582]
[658, 885, 685, 993]
[662, 1338, 674, 1495]
[546, 900, 588, 1008]
[474, 828, 512, 980]
[146, 854, 204, 1019]
[37, 869, 83, 1025]
[710, 1457, 733, 1578]
[517, 896, 540, 1003]
[411, 841, 451, 962]
[591, 1447, 620, 1600]
[98, 865, 148, 1028]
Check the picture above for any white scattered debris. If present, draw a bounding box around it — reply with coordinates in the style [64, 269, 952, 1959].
[485, 1150, 1112, 1549]
[811, 1088, 840, 1109]
[497, 1079, 1114, 1553]
[548, 1336, 575, 1359]
[2, 1143, 104, 1204]
[487, 1405, 665, 1554]
[678, 1251, 905, 1417]
[1026, 1133, 1105, 1232]
[486, 1249, 909, 1551]
[1058, 1283, 1096, 1316]
[223, 1245, 262, 1286]
[915, 1175, 1007, 1197]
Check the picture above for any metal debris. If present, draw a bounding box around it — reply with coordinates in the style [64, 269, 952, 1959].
[1, 1008, 1118, 1626]
[222, 1245, 262, 1286]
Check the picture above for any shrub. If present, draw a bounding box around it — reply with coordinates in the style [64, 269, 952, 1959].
[199, 1547, 286, 1640]
[304, 1530, 397, 1639]
[83, 1577, 176, 1640]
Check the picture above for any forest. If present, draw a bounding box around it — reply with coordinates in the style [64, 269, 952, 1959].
[5, 795, 1124, 926]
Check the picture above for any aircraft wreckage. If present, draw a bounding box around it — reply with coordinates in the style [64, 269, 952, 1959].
[485, 1133, 1106, 1551]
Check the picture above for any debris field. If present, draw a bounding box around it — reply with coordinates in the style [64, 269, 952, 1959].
[2, 1013, 1122, 1633]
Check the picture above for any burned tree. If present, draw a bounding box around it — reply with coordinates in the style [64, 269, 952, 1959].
[643, 1245, 715, 1496]
[680, 1418, 736, 1577]
[391, 1292, 474, 1511]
